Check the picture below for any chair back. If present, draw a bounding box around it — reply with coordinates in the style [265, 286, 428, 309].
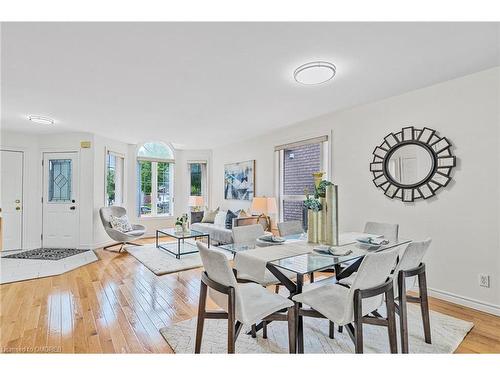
[364, 221, 399, 240]
[99, 206, 127, 229]
[232, 224, 265, 244]
[349, 248, 400, 292]
[197, 242, 238, 289]
[277, 220, 304, 237]
[394, 238, 432, 274]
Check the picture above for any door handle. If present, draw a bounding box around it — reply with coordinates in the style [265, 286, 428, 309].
[70, 206, 76, 210]
[16, 206, 21, 211]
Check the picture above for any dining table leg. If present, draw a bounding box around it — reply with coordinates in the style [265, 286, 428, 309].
[296, 274, 304, 354]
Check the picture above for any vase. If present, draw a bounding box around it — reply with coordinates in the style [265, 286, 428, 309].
[175, 224, 183, 233]
[318, 197, 327, 244]
[182, 222, 188, 232]
[325, 184, 339, 246]
[307, 210, 319, 244]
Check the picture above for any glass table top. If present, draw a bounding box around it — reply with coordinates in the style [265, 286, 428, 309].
[157, 227, 208, 239]
[218, 233, 307, 253]
[269, 237, 412, 275]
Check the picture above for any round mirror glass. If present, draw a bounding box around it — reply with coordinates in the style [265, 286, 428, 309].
[386, 144, 434, 186]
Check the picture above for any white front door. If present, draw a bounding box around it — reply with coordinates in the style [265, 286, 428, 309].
[0, 150, 24, 250]
[42, 152, 79, 248]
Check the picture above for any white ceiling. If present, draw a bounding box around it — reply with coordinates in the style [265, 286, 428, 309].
[2, 22, 499, 149]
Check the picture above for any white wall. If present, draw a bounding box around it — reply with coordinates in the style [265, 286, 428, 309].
[0, 130, 95, 249]
[211, 67, 500, 314]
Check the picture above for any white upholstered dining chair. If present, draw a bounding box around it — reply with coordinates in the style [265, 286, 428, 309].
[195, 242, 295, 353]
[277, 220, 304, 237]
[364, 221, 399, 240]
[292, 247, 400, 353]
[392, 238, 432, 353]
[232, 224, 265, 244]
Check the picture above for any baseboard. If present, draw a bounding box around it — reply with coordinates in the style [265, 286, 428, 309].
[428, 287, 500, 317]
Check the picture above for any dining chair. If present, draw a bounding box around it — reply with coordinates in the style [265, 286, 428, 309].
[364, 221, 399, 240]
[232, 224, 265, 244]
[277, 220, 304, 237]
[392, 238, 432, 353]
[195, 241, 295, 353]
[292, 247, 400, 353]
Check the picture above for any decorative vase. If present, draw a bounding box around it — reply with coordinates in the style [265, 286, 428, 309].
[175, 224, 183, 233]
[182, 222, 188, 232]
[307, 209, 319, 244]
[318, 197, 327, 244]
[325, 184, 339, 246]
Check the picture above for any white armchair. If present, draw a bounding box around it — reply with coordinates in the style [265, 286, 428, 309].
[99, 206, 146, 252]
[195, 241, 295, 353]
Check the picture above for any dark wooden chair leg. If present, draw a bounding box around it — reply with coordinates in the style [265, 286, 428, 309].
[227, 289, 236, 353]
[398, 273, 409, 353]
[310, 273, 315, 283]
[262, 321, 268, 339]
[274, 285, 280, 294]
[251, 324, 257, 338]
[385, 287, 398, 354]
[353, 290, 364, 353]
[195, 280, 208, 353]
[295, 304, 304, 353]
[338, 325, 343, 333]
[287, 307, 296, 354]
[418, 270, 432, 344]
[329, 321, 335, 339]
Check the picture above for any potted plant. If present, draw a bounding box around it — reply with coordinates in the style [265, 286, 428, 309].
[175, 213, 189, 233]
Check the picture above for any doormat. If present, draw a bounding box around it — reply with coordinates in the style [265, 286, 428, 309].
[2, 248, 91, 261]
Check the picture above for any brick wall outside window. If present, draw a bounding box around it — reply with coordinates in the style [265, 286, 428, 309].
[282, 143, 321, 222]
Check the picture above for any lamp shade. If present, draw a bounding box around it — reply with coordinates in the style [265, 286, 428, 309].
[250, 197, 277, 215]
[188, 196, 205, 207]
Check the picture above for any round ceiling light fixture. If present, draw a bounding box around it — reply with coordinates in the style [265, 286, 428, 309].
[28, 115, 55, 125]
[294, 61, 336, 85]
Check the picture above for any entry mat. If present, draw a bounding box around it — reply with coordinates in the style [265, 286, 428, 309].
[2, 248, 91, 261]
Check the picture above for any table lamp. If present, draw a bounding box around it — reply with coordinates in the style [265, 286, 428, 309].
[250, 196, 277, 231]
[188, 196, 205, 212]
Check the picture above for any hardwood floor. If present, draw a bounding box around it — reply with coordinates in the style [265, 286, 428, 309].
[1, 238, 499, 353]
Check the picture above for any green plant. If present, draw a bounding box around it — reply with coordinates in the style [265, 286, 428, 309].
[175, 213, 188, 226]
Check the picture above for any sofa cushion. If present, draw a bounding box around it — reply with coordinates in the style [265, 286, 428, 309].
[214, 210, 227, 227]
[225, 210, 238, 229]
[201, 208, 219, 223]
[191, 222, 233, 244]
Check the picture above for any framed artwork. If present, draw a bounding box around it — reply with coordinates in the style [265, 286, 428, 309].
[224, 160, 255, 200]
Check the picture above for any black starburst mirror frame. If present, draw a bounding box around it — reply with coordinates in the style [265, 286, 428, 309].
[370, 126, 456, 202]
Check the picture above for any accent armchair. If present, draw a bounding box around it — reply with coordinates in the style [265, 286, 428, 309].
[99, 206, 146, 252]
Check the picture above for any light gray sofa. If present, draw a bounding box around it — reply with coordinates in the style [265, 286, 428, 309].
[190, 214, 270, 245]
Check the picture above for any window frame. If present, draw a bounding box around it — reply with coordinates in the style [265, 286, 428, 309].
[136, 142, 175, 218]
[104, 148, 125, 207]
[274, 136, 330, 222]
[187, 160, 208, 206]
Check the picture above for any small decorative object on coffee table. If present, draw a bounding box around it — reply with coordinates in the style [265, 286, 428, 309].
[175, 213, 189, 233]
[156, 228, 210, 259]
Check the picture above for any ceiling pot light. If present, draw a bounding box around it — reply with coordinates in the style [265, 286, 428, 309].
[294, 61, 336, 85]
[28, 115, 55, 125]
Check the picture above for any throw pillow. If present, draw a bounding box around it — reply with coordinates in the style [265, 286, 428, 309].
[237, 209, 249, 218]
[225, 210, 238, 229]
[110, 215, 133, 232]
[214, 210, 228, 227]
[201, 207, 219, 223]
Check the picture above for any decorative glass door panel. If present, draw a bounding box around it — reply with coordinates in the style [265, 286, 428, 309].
[48, 159, 72, 202]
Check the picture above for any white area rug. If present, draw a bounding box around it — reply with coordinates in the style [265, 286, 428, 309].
[125, 243, 231, 276]
[160, 304, 473, 353]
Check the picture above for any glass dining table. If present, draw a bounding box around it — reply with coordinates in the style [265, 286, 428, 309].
[219, 233, 412, 350]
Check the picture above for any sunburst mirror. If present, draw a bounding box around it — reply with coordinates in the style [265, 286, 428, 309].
[370, 126, 456, 202]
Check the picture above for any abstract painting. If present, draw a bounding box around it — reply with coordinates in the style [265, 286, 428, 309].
[224, 160, 255, 200]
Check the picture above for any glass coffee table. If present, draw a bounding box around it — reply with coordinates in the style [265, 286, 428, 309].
[155, 228, 210, 259]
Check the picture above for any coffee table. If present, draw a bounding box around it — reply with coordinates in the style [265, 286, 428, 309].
[155, 228, 210, 259]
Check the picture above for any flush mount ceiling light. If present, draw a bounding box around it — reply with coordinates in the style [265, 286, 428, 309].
[294, 61, 336, 85]
[28, 115, 55, 125]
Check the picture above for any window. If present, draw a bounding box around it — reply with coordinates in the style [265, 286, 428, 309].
[188, 161, 208, 204]
[137, 142, 174, 216]
[275, 136, 329, 224]
[105, 151, 124, 206]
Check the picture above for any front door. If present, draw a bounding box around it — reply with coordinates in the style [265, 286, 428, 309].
[0, 150, 24, 250]
[42, 152, 79, 248]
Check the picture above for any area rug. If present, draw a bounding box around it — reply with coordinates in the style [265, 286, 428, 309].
[2, 248, 90, 261]
[125, 243, 231, 276]
[160, 304, 473, 353]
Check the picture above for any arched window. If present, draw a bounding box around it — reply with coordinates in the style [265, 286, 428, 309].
[137, 142, 175, 217]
